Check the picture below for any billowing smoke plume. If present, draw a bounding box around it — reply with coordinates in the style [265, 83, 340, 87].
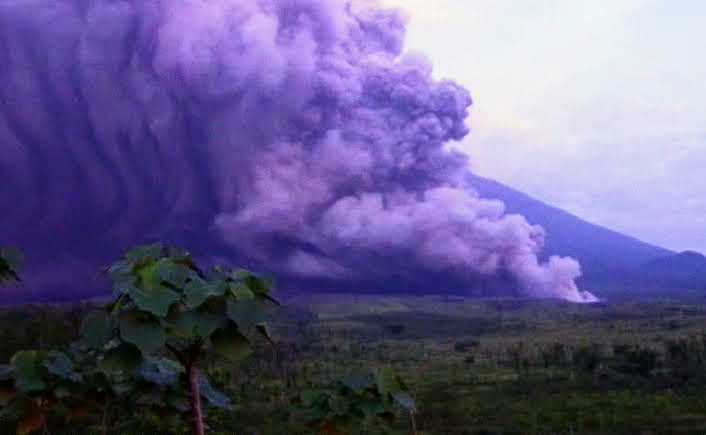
[0, 0, 597, 303]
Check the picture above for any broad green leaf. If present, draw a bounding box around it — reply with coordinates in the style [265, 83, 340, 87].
[138, 261, 160, 288]
[80, 310, 115, 349]
[243, 274, 271, 295]
[229, 269, 253, 281]
[210, 323, 252, 362]
[11, 351, 46, 393]
[166, 308, 227, 339]
[184, 277, 224, 309]
[108, 260, 134, 288]
[99, 343, 143, 374]
[242, 274, 280, 305]
[198, 376, 231, 409]
[375, 368, 403, 396]
[226, 299, 266, 332]
[156, 259, 190, 288]
[127, 282, 179, 318]
[126, 244, 163, 265]
[229, 281, 255, 300]
[119, 311, 165, 355]
[44, 351, 82, 382]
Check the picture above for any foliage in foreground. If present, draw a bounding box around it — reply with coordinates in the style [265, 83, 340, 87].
[105, 244, 280, 434]
[0, 243, 279, 434]
[0, 245, 416, 435]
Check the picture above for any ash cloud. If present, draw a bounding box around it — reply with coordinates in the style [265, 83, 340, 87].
[0, 0, 596, 303]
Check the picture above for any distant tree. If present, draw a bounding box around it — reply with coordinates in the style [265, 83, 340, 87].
[454, 339, 480, 353]
[540, 343, 568, 368]
[385, 324, 405, 336]
[611, 344, 658, 377]
[290, 368, 417, 435]
[572, 344, 603, 374]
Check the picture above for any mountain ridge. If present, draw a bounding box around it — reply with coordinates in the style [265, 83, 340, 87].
[465, 173, 681, 293]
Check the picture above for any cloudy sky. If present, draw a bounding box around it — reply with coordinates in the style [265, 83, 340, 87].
[381, 0, 706, 253]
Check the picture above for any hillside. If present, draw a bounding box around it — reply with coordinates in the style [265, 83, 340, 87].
[642, 251, 706, 290]
[466, 173, 677, 292]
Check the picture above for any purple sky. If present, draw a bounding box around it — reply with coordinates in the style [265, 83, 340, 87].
[382, 0, 706, 254]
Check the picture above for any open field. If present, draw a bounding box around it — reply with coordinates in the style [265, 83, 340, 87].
[4, 294, 706, 434]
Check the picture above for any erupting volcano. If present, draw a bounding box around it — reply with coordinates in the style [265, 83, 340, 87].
[0, 0, 597, 304]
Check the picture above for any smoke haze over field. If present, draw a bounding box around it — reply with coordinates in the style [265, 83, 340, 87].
[0, 0, 596, 303]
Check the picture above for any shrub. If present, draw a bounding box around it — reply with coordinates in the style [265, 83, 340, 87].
[611, 344, 658, 377]
[572, 344, 603, 374]
[454, 339, 480, 353]
[540, 342, 568, 368]
[102, 243, 279, 435]
[290, 368, 416, 435]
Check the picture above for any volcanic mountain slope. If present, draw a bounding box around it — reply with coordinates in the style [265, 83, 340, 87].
[0, 172, 698, 303]
[642, 251, 706, 290]
[466, 173, 682, 293]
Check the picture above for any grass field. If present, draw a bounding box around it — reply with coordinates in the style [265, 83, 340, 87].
[259, 294, 706, 434]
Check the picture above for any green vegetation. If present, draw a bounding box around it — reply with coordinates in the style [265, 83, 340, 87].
[5, 245, 706, 433]
[290, 367, 417, 434]
[0, 246, 414, 435]
[104, 244, 280, 435]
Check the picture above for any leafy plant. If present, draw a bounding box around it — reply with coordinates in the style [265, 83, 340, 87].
[572, 344, 604, 374]
[102, 243, 279, 435]
[290, 368, 417, 435]
[1, 323, 194, 434]
[0, 349, 85, 434]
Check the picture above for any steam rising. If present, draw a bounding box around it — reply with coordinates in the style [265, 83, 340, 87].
[0, 0, 597, 303]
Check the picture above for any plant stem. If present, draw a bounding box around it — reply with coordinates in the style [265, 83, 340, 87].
[410, 411, 419, 435]
[188, 364, 205, 435]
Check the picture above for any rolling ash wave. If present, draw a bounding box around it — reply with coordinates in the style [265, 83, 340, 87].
[0, 0, 596, 303]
